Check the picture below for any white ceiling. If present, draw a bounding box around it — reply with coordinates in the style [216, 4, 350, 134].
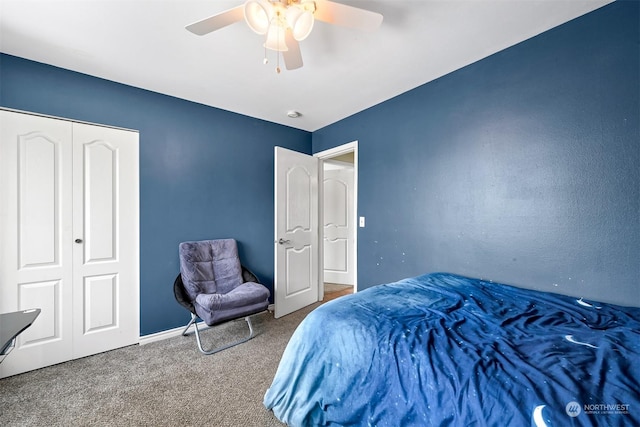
[0, 0, 613, 132]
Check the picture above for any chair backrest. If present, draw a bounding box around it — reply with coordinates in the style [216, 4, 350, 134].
[173, 274, 195, 314]
[179, 239, 243, 301]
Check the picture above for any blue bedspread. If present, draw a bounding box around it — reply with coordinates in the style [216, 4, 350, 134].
[264, 273, 640, 426]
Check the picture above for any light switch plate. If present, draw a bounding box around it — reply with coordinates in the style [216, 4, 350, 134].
[359, 216, 365, 227]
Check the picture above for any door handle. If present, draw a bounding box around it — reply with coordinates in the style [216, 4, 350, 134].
[278, 238, 291, 245]
[75, 238, 83, 244]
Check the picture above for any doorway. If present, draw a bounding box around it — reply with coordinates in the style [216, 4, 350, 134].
[316, 141, 358, 301]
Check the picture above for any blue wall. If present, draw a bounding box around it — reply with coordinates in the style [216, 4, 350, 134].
[313, 1, 640, 307]
[0, 55, 312, 335]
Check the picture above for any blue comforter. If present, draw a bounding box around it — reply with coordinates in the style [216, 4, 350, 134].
[264, 273, 640, 426]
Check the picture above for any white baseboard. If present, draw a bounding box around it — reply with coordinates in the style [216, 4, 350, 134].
[139, 321, 210, 346]
[139, 309, 273, 346]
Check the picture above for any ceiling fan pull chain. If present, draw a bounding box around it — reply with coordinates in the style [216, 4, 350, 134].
[276, 24, 281, 73]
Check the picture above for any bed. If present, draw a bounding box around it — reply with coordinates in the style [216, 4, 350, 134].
[264, 273, 640, 426]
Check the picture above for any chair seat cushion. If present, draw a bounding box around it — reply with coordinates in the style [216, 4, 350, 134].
[194, 281, 270, 326]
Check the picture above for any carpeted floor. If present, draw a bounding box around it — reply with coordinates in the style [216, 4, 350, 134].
[0, 302, 322, 426]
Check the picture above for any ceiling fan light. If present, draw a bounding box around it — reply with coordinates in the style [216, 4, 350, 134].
[264, 24, 288, 52]
[244, 0, 272, 35]
[286, 7, 314, 41]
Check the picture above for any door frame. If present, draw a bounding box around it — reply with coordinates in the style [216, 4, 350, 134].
[314, 141, 358, 299]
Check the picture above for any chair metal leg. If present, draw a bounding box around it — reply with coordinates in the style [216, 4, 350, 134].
[183, 313, 257, 355]
[181, 314, 197, 336]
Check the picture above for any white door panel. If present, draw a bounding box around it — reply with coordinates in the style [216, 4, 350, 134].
[83, 141, 116, 262]
[0, 111, 74, 377]
[82, 274, 117, 333]
[323, 167, 354, 285]
[274, 147, 319, 318]
[72, 122, 139, 358]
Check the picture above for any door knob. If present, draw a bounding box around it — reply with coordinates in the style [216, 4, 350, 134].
[278, 238, 291, 245]
[75, 238, 83, 243]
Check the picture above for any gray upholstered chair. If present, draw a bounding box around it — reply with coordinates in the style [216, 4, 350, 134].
[174, 239, 270, 354]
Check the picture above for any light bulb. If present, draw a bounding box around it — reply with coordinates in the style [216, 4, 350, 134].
[244, 0, 272, 35]
[286, 7, 314, 41]
[264, 24, 288, 52]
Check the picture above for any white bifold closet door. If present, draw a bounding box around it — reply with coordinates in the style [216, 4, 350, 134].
[0, 109, 139, 378]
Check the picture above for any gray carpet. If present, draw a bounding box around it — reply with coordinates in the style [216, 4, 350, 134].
[0, 303, 321, 426]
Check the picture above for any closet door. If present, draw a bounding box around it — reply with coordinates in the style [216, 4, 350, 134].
[0, 110, 75, 376]
[71, 122, 139, 358]
[0, 110, 139, 378]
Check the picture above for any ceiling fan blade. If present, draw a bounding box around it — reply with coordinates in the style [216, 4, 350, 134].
[314, 0, 383, 31]
[186, 5, 244, 36]
[283, 29, 303, 70]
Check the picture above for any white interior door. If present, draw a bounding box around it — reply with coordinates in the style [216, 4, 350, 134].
[274, 147, 319, 318]
[0, 111, 75, 376]
[0, 110, 139, 378]
[315, 141, 358, 293]
[71, 122, 139, 358]
[323, 163, 354, 285]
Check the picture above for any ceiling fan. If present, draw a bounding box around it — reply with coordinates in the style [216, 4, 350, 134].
[186, 0, 383, 72]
